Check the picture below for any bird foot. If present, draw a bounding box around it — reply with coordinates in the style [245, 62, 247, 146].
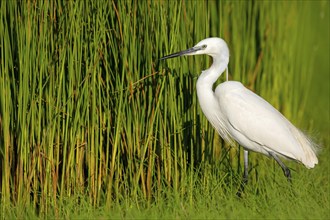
[236, 177, 248, 198]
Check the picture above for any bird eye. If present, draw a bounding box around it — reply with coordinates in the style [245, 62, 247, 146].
[202, 45, 207, 49]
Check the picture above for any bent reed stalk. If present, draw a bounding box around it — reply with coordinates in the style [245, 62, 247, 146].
[0, 0, 318, 215]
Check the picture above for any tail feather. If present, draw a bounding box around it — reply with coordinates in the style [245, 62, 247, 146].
[289, 125, 319, 169]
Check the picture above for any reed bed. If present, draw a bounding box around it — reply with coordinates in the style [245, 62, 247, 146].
[0, 0, 328, 218]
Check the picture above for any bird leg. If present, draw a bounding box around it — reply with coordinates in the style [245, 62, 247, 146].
[268, 151, 291, 182]
[243, 150, 249, 184]
[236, 150, 249, 197]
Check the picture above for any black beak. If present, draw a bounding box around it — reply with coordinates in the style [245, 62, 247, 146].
[160, 46, 204, 60]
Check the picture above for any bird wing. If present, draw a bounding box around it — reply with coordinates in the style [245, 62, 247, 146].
[216, 81, 301, 160]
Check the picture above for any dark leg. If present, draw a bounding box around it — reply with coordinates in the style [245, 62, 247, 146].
[237, 150, 249, 197]
[268, 151, 291, 182]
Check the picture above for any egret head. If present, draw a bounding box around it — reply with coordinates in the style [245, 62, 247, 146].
[160, 37, 229, 61]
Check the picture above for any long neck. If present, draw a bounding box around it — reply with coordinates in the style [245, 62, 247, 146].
[195, 55, 229, 138]
[197, 55, 229, 88]
[196, 55, 228, 114]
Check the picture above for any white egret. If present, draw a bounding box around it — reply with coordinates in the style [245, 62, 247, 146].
[160, 37, 318, 183]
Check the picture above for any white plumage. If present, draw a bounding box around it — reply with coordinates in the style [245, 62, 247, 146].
[215, 81, 318, 168]
[161, 37, 318, 181]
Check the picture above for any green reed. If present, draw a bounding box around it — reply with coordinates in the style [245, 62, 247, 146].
[0, 0, 328, 218]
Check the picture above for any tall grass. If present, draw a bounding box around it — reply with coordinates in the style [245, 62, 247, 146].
[0, 0, 328, 218]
